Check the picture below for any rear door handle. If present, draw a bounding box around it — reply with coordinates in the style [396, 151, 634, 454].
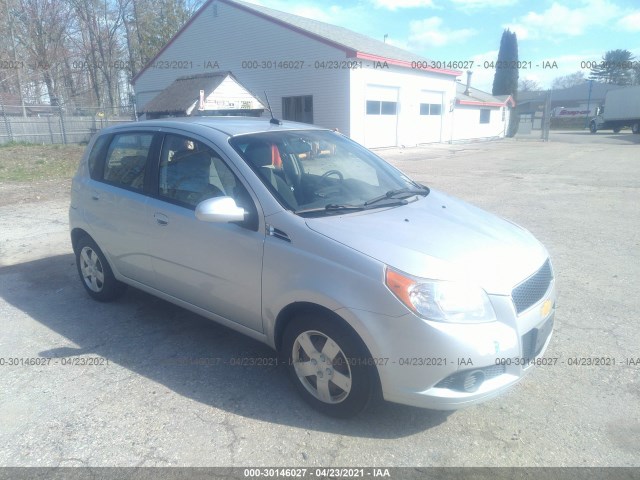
[154, 212, 169, 226]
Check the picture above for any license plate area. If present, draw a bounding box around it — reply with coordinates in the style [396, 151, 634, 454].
[522, 314, 554, 362]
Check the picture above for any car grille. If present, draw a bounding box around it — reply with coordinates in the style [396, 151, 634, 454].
[511, 259, 553, 315]
[434, 364, 506, 391]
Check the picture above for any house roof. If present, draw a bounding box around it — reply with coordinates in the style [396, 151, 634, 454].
[456, 83, 515, 108]
[141, 71, 256, 115]
[132, 0, 460, 84]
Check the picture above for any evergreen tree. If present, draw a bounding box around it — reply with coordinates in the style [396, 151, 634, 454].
[589, 49, 635, 85]
[492, 29, 519, 136]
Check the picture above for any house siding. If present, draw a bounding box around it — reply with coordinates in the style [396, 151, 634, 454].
[349, 66, 456, 147]
[134, 1, 350, 133]
[450, 105, 509, 141]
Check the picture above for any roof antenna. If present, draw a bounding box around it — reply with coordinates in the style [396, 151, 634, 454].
[264, 91, 282, 125]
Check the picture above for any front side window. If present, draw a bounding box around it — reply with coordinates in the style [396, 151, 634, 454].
[230, 130, 425, 216]
[102, 133, 153, 190]
[158, 135, 257, 227]
[158, 135, 228, 208]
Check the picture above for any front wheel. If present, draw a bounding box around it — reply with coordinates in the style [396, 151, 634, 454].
[282, 313, 375, 417]
[75, 235, 126, 302]
[612, 126, 621, 133]
[589, 121, 597, 133]
[632, 122, 640, 134]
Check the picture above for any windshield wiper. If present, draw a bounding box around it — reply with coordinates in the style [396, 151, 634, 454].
[364, 187, 430, 206]
[295, 204, 366, 215]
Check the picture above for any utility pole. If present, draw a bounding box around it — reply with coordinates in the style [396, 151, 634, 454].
[584, 79, 593, 129]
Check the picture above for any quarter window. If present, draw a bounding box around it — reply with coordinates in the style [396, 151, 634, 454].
[102, 133, 153, 190]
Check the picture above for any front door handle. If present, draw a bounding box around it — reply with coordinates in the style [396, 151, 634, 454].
[154, 212, 169, 226]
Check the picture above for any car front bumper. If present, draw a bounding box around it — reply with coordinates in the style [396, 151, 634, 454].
[337, 279, 556, 410]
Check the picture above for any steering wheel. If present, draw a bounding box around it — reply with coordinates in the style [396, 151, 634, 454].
[320, 170, 344, 183]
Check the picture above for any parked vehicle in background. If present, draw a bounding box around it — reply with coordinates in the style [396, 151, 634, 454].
[590, 85, 640, 134]
[69, 117, 556, 417]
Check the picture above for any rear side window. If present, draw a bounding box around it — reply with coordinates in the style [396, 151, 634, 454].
[103, 133, 153, 190]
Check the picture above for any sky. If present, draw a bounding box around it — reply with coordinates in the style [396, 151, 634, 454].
[245, 0, 640, 92]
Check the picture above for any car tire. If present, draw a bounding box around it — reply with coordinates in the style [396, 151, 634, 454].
[632, 122, 640, 134]
[589, 121, 597, 133]
[282, 312, 374, 418]
[612, 126, 621, 133]
[75, 235, 126, 302]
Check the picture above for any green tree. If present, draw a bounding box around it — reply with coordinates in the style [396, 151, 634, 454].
[589, 49, 635, 85]
[492, 29, 519, 136]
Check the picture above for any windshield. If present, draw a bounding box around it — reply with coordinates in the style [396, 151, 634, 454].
[229, 130, 426, 215]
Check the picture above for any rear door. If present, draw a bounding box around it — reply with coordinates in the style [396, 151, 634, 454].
[143, 132, 266, 333]
[84, 131, 160, 286]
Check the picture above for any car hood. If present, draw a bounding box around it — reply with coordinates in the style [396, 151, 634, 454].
[304, 189, 548, 295]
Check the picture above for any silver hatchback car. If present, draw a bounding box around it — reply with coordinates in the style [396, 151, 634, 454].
[69, 117, 556, 417]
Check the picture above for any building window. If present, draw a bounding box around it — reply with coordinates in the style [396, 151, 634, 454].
[480, 109, 491, 124]
[366, 100, 380, 115]
[366, 100, 398, 115]
[420, 103, 442, 116]
[282, 95, 313, 123]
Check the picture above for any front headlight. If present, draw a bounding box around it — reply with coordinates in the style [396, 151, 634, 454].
[385, 268, 496, 323]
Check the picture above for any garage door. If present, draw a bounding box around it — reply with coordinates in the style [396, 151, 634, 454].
[364, 85, 399, 148]
[417, 90, 443, 144]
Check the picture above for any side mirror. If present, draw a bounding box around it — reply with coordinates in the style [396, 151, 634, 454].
[195, 196, 245, 223]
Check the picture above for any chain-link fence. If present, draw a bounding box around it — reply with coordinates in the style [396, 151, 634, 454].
[0, 105, 136, 145]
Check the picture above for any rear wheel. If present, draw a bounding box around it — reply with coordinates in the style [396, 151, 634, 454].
[282, 312, 375, 418]
[75, 235, 126, 302]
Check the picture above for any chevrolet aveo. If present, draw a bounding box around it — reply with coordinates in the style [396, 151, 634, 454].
[69, 117, 556, 417]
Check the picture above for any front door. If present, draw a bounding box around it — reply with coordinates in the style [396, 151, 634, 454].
[144, 133, 265, 332]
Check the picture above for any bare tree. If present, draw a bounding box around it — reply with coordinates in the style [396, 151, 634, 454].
[551, 71, 586, 90]
[12, 0, 71, 105]
[518, 79, 541, 92]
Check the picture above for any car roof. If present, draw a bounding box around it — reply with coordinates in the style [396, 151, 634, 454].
[100, 116, 327, 138]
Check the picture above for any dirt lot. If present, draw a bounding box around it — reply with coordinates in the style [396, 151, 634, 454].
[0, 132, 639, 469]
[0, 144, 83, 207]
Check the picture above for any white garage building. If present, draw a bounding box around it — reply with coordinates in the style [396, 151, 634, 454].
[133, 0, 507, 148]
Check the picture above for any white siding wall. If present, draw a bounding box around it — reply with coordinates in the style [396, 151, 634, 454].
[191, 76, 265, 114]
[134, 1, 350, 132]
[349, 66, 457, 148]
[450, 105, 509, 141]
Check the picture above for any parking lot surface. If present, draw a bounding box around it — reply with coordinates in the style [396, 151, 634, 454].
[1, 131, 639, 467]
